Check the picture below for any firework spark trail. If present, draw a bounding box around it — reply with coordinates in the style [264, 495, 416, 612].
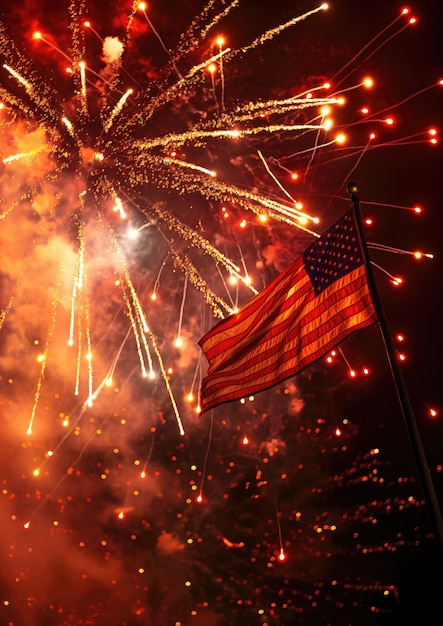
[3, 63, 34, 95]
[239, 3, 329, 55]
[121, 279, 152, 379]
[171, 0, 240, 67]
[145, 203, 255, 289]
[169, 249, 233, 319]
[141, 429, 156, 477]
[257, 149, 316, 226]
[137, 1, 184, 80]
[330, 7, 413, 87]
[175, 275, 188, 347]
[0, 24, 62, 133]
[303, 130, 439, 172]
[2, 146, 48, 163]
[0, 295, 14, 328]
[103, 87, 133, 132]
[27, 275, 62, 436]
[135, 118, 330, 149]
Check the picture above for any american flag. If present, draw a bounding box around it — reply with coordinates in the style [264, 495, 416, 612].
[198, 210, 377, 414]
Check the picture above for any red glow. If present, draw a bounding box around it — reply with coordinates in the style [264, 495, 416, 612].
[278, 549, 286, 561]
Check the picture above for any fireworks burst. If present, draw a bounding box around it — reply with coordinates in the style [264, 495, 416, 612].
[0, 0, 343, 436]
[0, 1, 442, 624]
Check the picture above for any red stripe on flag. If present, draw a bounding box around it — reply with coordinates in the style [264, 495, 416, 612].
[201, 261, 307, 365]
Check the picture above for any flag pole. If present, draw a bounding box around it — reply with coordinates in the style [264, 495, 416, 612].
[347, 181, 443, 552]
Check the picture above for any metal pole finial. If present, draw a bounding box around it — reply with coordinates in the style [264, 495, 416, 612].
[346, 180, 359, 196]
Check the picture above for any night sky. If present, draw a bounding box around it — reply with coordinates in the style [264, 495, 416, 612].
[1, 1, 442, 625]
